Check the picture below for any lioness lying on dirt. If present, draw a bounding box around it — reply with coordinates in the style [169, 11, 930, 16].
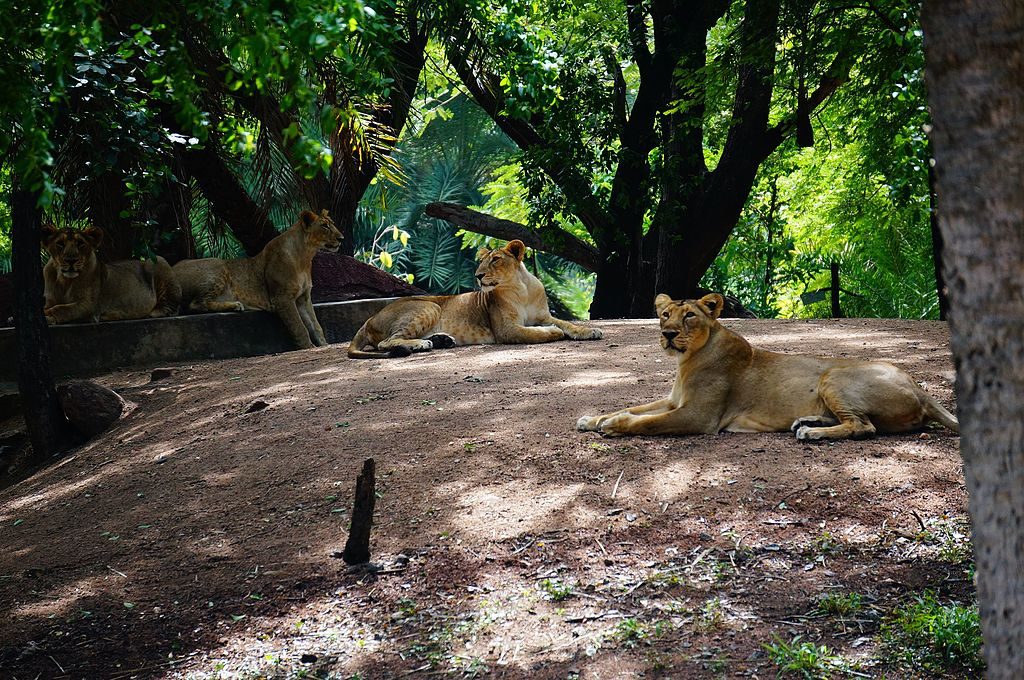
[174, 210, 342, 349]
[577, 293, 959, 440]
[348, 239, 603, 358]
[42, 225, 180, 324]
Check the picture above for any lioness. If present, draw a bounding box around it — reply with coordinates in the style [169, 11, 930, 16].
[174, 210, 342, 349]
[348, 239, 603, 358]
[577, 293, 959, 440]
[42, 225, 180, 324]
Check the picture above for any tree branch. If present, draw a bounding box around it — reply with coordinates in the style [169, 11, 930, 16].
[425, 202, 601, 271]
[444, 28, 614, 240]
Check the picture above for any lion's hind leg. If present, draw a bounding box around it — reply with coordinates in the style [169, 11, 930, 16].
[375, 302, 445, 357]
[795, 363, 925, 441]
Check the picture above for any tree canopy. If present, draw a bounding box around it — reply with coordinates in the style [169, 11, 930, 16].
[1, 0, 940, 321]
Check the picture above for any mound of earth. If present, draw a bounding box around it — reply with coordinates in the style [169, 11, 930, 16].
[0, 319, 970, 678]
[312, 252, 422, 303]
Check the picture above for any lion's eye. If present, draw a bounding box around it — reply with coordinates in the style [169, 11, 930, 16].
[662, 311, 669, 318]
[684, 312, 695, 319]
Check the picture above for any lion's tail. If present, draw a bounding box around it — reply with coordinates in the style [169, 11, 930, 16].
[922, 392, 959, 433]
[347, 324, 389, 359]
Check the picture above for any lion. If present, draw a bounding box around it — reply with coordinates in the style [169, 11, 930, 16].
[174, 209, 342, 349]
[347, 239, 603, 358]
[42, 225, 180, 324]
[577, 293, 959, 440]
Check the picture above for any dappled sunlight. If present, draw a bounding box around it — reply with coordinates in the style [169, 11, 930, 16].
[0, 319, 965, 677]
[11, 575, 111, 621]
[447, 479, 587, 541]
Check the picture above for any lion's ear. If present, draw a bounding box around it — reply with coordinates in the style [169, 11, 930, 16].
[476, 246, 491, 261]
[319, 208, 330, 219]
[505, 240, 526, 262]
[41, 224, 59, 245]
[81, 226, 104, 249]
[699, 293, 725, 320]
[300, 210, 317, 228]
[654, 293, 673, 314]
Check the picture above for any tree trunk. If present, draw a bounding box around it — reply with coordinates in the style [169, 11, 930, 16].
[922, 2, 1024, 677]
[11, 184, 75, 462]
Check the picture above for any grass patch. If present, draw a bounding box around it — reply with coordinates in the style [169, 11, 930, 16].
[882, 592, 983, 674]
[816, 592, 863, 617]
[764, 635, 846, 678]
[538, 578, 574, 602]
[613, 618, 671, 648]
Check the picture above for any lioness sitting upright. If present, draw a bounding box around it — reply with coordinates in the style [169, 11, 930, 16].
[348, 239, 603, 358]
[577, 293, 958, 440]
[42, 225, 180, 324]
[174, 210, 342, 349]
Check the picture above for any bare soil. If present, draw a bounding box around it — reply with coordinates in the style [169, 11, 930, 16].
[0, 319, 972, 679]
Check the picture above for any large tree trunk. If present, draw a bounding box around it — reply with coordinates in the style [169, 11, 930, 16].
[922, 2, 1024, 677]
[11, 184, 75, 462]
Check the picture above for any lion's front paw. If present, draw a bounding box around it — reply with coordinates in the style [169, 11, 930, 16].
[795, 425, 822, 441]
[45, 314, 57, 326]
[568, 326, 603, 340]
[576, 415, 601, 432]
[230, 302, 245, 312]
[597, 414, 630, 437]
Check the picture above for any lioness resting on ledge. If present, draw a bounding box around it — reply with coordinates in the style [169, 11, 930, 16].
[174, 210, 342, 349]
[348, 239, 603, 358]
[42, 225, 180, 324]
[577, 293, 958, 440]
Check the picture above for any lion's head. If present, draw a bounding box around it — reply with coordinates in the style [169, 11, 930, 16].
[300, 209, 342, 253]
[42, 225, 103, 279]
[475, 240, 526, 290]
[653, 292, 724, 355]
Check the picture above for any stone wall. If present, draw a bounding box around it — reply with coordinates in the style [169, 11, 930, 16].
[0, 298, 394, 384]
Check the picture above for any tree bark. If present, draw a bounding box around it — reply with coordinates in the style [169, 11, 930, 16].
[11, 184, 76, 462]
[922, 2, 1024, 677]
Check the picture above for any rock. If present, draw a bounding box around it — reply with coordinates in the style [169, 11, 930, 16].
[149, 367, 175, 382]
[57, 380, 126, 438]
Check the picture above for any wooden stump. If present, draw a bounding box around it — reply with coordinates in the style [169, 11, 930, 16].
[342, 458, 376, 565]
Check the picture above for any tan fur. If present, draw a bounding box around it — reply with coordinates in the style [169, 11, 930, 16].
[174, 210, 341, 349]
[42, 225, 180, 324]
[348, 240, 602, 358]
[577, 293, 959, 440]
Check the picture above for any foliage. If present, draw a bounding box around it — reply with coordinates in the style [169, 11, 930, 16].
[706, 9, 939, 319]
[816, 592, 863, 618]
[764, 635, 846, 679]
[881, 593, 984, 674]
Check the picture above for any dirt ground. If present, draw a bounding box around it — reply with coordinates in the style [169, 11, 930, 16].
[0, 318, 972, 679]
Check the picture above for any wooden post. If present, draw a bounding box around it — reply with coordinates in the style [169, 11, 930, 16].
[829, 261, 843, 318]
[342, 458, 376, 565]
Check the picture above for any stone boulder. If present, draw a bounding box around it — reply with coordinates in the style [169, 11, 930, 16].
[56, 381, 126, 438]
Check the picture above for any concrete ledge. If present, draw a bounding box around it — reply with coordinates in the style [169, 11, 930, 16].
[0, 298, 395, 382]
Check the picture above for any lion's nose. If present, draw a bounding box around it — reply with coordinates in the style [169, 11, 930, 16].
[475, 273, 485, 281]
[662, 330, 678, 342]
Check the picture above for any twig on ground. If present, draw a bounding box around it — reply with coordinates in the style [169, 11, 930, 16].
[778, 482, 812, 504]
[910, 509, 928, 533]
[611, 471, 624, 499]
